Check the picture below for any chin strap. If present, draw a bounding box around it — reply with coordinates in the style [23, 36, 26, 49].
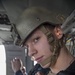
[40, 25, 62, 67]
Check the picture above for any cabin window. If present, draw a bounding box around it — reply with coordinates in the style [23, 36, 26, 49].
[0, 45, 6, 75]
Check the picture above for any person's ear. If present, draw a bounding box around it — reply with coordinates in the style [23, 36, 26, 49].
[54, 26, 63, 39]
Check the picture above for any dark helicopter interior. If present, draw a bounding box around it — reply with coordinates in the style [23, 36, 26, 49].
[0, 0, 75, 75]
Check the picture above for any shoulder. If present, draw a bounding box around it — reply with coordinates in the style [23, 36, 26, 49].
[67, 59, 75, 70]
[58, 60, 75, 75]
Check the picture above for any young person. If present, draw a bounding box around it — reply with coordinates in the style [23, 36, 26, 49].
[11, 7, 75, 75]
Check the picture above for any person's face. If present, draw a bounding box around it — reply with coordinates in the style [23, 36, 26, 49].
[25, 29, 53, 68]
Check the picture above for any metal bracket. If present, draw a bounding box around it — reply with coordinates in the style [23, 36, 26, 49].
[61, 9, 75, 34]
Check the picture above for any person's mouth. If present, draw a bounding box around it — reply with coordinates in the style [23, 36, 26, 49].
[35, 56, 43, 63]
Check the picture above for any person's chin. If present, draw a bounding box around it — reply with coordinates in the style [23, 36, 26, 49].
[40, 62, 50, 68]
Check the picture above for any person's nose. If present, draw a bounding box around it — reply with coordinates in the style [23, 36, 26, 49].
[28, 44, 37, 57]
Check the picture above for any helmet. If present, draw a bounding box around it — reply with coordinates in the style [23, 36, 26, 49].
[13, 7, 60, 46]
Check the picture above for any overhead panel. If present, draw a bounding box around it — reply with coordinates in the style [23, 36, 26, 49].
[29, 0, 75, 24]
[2, 0, 28, 23]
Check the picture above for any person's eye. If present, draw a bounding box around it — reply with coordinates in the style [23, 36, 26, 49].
[33, 37, 40, 43]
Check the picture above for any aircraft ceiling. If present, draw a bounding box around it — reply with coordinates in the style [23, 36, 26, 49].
[0, 0, 75, 45]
